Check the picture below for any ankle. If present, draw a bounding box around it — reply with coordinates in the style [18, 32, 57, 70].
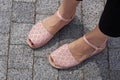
[85, 34, 108, 48]
[85, 26, 108, 47]
[58, 9, 76, 19]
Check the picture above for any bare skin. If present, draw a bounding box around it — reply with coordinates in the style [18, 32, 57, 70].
[42, 0, 80, 35]
[68, 26, 108, 62]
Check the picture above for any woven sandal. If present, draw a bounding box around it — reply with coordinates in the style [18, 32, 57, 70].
[26, 10, 74, 48]
[48, 35, 107, 69]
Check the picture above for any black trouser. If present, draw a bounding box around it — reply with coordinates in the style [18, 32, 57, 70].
[78, 0, 120, 37]
[99, 0, 120, 37]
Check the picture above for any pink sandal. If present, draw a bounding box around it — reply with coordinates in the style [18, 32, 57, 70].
[26, 10, 74, 48]
[48, 35, 107, 69]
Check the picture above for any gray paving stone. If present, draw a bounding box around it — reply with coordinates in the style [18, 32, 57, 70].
[81, 0, 104, 32]
[12, 1, 35, 23]
[14, 0, 35, 2]
[8, 68, 32, 80]
[0, 33, 9, 45]
[0, 44, 8, 56]
[33, 57, 58, 80]
[36, 14, 50, 22]
[0, 11, 11, 34]
[108, 37, 120, 48]
[34, 14, 59, 57]
[0, 0, 12, 11]
[59, 19, 83, 45]
[59, 67, 83, 80]
[76, 2, 82, 21]
[110, 70, 120, 80]
[8, 45, 33, 69]
[84, 62, 108, 80]
[10, 23, 33, 44]
[0, 33, 9, 55]
[0, 56, 7, 80]
[109, 48, 120, 70]
[36, 0, 59, 14]
[83, 49, 109, 80]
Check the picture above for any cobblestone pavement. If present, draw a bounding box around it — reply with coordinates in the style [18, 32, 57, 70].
[0, 0, 120, 80]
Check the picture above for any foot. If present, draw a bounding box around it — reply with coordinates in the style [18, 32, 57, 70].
[68, 34, 108, 63]
[49, 35, 107, 69]
[48, 25, 108, 69]
[42, 10, 75, 35]
[27, 10, 75, 48]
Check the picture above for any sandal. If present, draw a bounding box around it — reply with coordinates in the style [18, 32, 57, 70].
[26, 10, 74, 48]
[48, 35, 107, 69]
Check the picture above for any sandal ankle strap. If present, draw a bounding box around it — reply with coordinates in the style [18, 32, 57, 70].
[83, 35, 107, 51]
[56, 10, 74, 22]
